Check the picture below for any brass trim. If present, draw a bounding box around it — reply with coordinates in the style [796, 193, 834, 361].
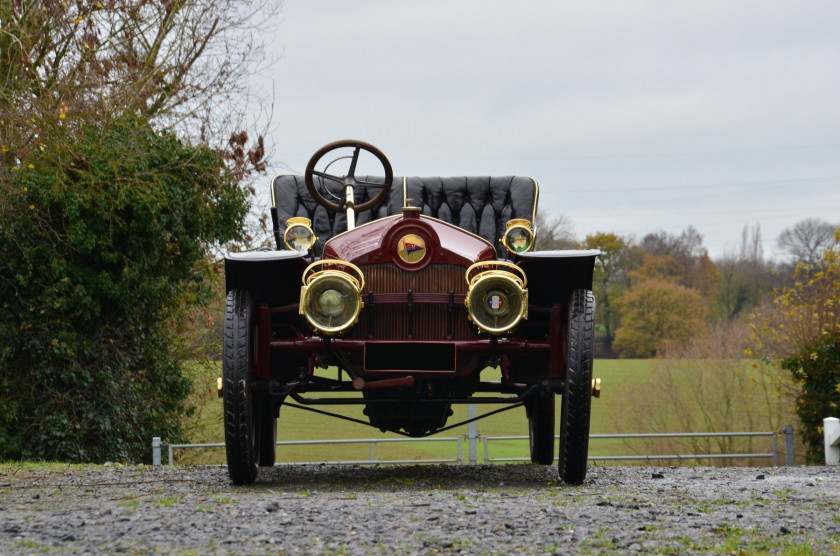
[529, 177, 539, 230]
[287, 216, 311, 226]
[505, 218, 532, 229]
[465, 261, 527, 289]
[269, 173, 297, 207]
[302, 259, 365, 292]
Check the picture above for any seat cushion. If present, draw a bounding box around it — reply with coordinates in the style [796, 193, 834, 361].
[271, 175, 537, 257]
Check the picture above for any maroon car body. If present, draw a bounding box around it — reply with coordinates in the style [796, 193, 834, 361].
[222, 141, 600, 485]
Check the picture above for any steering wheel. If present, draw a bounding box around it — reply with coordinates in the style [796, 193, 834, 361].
[304, 140, 394, 214]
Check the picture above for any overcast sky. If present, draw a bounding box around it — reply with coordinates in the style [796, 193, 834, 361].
[254, 1, 840, 259]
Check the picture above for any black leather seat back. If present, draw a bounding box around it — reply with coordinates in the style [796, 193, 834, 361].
[271, 175, 538, 257]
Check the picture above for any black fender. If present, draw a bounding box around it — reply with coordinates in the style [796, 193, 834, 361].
[225, 250, 309, 307]
[516, 249, 600, 309]
[505, 249, 599, 384]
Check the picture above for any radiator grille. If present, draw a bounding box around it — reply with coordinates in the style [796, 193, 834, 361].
[348, 264, 474, 340]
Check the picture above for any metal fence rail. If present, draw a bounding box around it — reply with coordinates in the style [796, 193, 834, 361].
[484, 428, 795, 467]
[153, 426, 794, 467]
[163, 436, 462, 466]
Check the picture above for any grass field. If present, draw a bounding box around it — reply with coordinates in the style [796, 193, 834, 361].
[180, 357, 795, 466]
[179, 360, 657, 465]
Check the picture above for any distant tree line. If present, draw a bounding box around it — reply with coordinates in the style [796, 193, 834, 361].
[538, 211, 839, 359]
[539, 210, 840, 461]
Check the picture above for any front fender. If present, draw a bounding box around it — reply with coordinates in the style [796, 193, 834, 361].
[225, 250, 309, 307]
[517, 249, 600, 308]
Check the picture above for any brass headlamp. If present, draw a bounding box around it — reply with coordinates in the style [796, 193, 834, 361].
[299, 260, 364, 335]
[464, 261, 528, 334]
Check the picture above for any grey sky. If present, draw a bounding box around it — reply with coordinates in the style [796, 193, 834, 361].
[256, 1, 840, 259]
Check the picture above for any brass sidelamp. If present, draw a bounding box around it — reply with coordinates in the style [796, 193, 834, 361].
[501, 219, 534, 254]
[284, 217, 317, 251]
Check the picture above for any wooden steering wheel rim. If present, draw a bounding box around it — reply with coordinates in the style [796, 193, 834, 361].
[303, 140, 394, 213]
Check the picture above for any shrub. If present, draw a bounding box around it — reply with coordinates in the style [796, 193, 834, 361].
[780, 343, 840, 463]
[0, 115, 248, 462]
[751, 229, 840, 463]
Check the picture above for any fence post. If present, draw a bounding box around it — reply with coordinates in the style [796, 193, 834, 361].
[152, 437, 161, 466]
[825, 417, 840, 465]
[771, 434, 778, 467]
[468, 404, 478, 465]
[781, 425, 795, 467]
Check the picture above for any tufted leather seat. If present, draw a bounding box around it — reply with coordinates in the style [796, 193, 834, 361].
[271, 175, 538, 258]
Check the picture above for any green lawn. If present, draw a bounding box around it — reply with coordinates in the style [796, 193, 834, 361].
[178, 359, 652, 465]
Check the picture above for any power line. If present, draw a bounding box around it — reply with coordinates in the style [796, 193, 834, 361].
[391, 143, 840, 162]
[569, 205, 840, 219]
[565, 175, 839, 194]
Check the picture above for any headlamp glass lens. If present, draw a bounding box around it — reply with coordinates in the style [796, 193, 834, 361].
[466, 275, 526, 334]
[302, 273, 361, 334]
[318, 289, 345, 317]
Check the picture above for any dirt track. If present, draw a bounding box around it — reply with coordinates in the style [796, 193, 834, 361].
[2, 463, 839, 554]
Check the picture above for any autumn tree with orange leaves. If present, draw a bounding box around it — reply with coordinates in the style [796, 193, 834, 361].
[751, 230, 840, 462]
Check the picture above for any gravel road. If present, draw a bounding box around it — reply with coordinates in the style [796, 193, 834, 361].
[2, 463, 839, 554]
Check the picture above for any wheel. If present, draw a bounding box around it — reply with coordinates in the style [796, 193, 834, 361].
[223, 290, 259, 485]
[304, 140, 393, 213]
[257, 397, 277, 467]
[527, 385, 555, 465]
[558, 289, 595, 484]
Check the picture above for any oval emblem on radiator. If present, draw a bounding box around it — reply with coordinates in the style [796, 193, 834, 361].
[397, 234, 426, 264]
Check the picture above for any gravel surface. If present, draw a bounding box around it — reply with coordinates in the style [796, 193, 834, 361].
[2, 463, 839, 554]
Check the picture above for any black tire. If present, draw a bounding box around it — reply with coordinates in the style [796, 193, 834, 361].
[558, 289, 595, 484]
[528, 386, 555, 465]
[257, 397, 277, 467]
[223, 290, 259, 485]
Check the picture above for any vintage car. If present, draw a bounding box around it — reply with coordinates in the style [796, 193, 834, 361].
[222, 140, 600, 485]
